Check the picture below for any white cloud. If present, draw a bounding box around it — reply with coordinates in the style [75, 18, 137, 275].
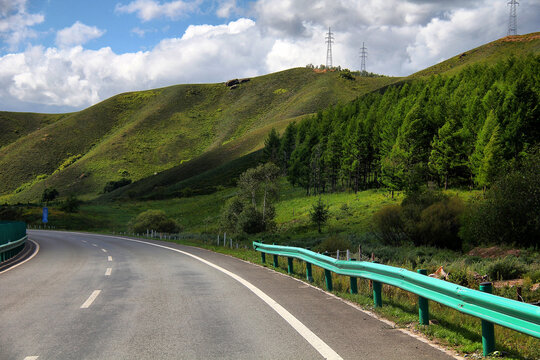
[216, 0, 236, 18]
[0, 0, 44, 50]
[115, 0, 200, 21]
[0, 18, 269, 110]
[1, 0, 539, 112]
[56, 22, 105, 47]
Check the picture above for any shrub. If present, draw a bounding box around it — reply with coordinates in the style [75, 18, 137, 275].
[315, 235, 352, 253]
[236, 205, 266, 234]
[0, 206, 22, 220]
[60, 195, 81, 213]
[372, 204, 406, 246]
[220, 197, 244, 233]
[485, 257, 527, 281]
[104, 178, 132, 193]
[42, 188, 59, 203]
[460, 150, 540, 248]
[417, 196, 464, 250]
[130, 210, 179, 234]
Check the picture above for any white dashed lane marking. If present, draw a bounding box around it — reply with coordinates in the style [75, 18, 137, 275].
[105, 268, 112, 276]
[108, 256, 112, 261]
[80, 290, 101, 309]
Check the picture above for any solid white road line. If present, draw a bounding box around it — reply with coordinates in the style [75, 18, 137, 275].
[101, 248, 107, 253]
[0, 239, 40, 275]
[86, 234, 343, 360]
[80, 290, 101, 309]
[105, 268, 112, 276]
[108, 256, 113, 261]
[24, 356, 39, 360]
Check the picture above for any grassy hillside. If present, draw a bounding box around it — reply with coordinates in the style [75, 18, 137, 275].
[410, 32, 540, 78]
[0, 68, 399, 203]
[2, 33, 539, 204]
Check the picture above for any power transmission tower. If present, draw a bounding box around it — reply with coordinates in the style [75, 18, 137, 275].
[325, 27, 334, 68]
[508, 0, 519, 36]
[360, 42, 368, 73]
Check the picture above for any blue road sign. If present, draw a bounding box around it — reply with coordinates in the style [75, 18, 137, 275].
[42, 207, 48, 223]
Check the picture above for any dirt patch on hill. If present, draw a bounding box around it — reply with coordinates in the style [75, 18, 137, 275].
[500, 33, 540, 42]
[467, 246, 521, 258]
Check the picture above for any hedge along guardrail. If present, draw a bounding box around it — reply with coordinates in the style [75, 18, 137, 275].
[253, 242, 540, 357]
[0, 221, 27, 262]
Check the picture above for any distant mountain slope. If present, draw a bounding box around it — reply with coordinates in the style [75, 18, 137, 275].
[0, 68, 398, 203]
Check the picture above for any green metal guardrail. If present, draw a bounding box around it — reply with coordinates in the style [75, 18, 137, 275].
[0, 221, 27, 262]
[253, 241, 540, 357]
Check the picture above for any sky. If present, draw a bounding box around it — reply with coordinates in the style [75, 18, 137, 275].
[0, 0, 539, 113]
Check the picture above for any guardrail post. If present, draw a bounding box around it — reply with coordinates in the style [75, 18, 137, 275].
[324, 269, 333, 291]
[417, 269, 429, 325]
[323, 251, 333, 291]
[306, 262, 313, 282]
[480, 282, 495, 357]
[273, 254, 279, 268]
[373, 281, 382, 308]
[287, 257, 294, 274]
[261, 252, 266, 264]
[349, 258, 358, 294]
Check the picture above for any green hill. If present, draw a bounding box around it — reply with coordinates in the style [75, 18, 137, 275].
[2, 33, 539, 204]
[410, 32, 540, 78]
[0, 68, 398, 203]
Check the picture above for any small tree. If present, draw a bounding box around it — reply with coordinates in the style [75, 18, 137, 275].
[42, 188, 59, 203]
[60, 195, 81, 213]
[310, 197, 330, 233]
[130, 210, 179, 234]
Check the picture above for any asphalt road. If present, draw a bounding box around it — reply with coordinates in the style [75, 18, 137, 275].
[0, 231, 456, 360]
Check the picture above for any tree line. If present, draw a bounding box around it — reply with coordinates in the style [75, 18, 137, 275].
[265, 54, 539, 195]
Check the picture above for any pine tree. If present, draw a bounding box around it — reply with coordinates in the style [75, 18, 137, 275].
[429, 118, 468, 190]
[263, 128, 281, 164]
[310, 197, 330, 233]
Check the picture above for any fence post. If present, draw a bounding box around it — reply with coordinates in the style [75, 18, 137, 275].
[417, 269, 429, 325]
[273, 254, 279, 268]
[287, 257, 294, 274]
[349, 258, 358, 294]
[306, 262, 313, 282]
[480, 282, 495, 357]
[261, 252, 266, 264]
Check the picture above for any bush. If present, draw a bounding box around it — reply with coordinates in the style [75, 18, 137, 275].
[60, 195, 81, 213]
[417, 196, 464, 250]
[42, 188, 59, 203]
[130, 210, 179, 234]
[485, 257, 527, 280]
[460, 150, 540, 248]
[372, 204, 406, 246]
[236, 205, 266, 234]
[315, 235, 352, 253]
[0, 206, 23, 220]
[104, 178, 132, 193]
[372, 189, 464, 250]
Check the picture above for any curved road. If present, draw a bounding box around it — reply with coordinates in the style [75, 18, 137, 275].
[0, 231, 456, 360]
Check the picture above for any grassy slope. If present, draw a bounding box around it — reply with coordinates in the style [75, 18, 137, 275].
[0, 68, 398, 203]
[410, 32, 540, 78]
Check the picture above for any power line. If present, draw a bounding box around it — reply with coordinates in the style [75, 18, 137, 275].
[508, 0, 519, 36]
[359, 42, 367, 73]
[325, 27, 334, 68]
